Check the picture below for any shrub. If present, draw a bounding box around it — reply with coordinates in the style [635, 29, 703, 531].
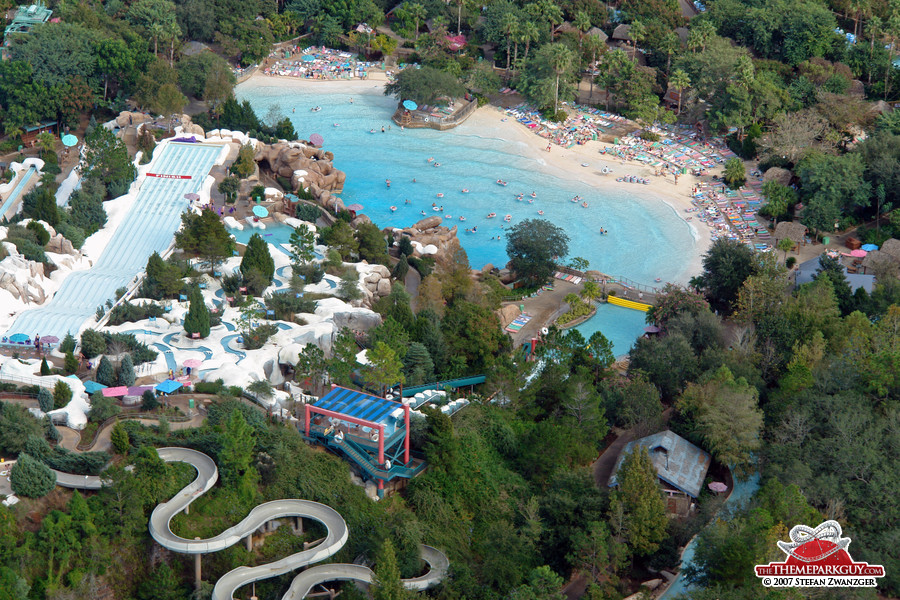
[10, 453, 56, 498]
[42, 448, 110, 475]
[142, 390, 160, 411]
[786, 256, 797, 269]
[26, 221, 50, 246]
[40, 357, 51, 376]
[88, 393, 120, 422]
[80, 329, 107, 359]
[295, 203, 321, 223]
[294, 262, 324, 284]
[96, 356, 116, 387]
[193, 379, 225, 395]
[118, 354, 135, 387]
[243, 323, 278, 350]
[107, 301, 165, 326]
[265, 291, 317, 320]
[53, 380, 72, 409]
[55, 222, 85, 249]
[60, 333, 76, 354]
[37, 388, 53, 412]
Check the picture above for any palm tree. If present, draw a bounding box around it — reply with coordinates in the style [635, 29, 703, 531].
[455, 0, 465, 35]
[659, 31, 680, 77]
[583, 34, 605, 99]
[573, 10, 591, 54]
[670, 69, 690, 115]
[521, 20, 540, 61]
[629, 20, 646, 60]
[501, 12, 519, 79]
[581, 280, 601, 301]
[849, 0, 871, 38]
[564, 292, 582, 307]
[884, 10, 900, 100]
[866, 16, 882, 84]
[546, 43, 575, 114]
[409, 3, 426, 40]
[777, 237, 795, 263]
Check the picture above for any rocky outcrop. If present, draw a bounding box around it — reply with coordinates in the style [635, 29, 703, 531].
[331, 310, 383, 332]
[45, 234, 75, 255]
[388, 218, 462, 266]
[253, 142, 347, 209]
[114, 111, 152, 127]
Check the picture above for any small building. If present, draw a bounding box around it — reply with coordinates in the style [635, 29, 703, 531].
[2, 2, 53, 60]
[21, 121, 57, 146]
[795, 255, 875, 293]
[612, 24, 631, 42]
[303, 385, 427, 497]
[586, 27, 608, 44]
[608, 430, 711, 500]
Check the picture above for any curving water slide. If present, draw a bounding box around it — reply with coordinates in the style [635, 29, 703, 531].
[52, 447, 448, 600]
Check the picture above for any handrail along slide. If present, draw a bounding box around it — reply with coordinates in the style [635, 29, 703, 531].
[51, 447, 448, 599]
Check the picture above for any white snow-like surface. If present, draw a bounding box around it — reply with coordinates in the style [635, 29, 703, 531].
[0, 356, 89, 429]
[224, 216, 243, 230]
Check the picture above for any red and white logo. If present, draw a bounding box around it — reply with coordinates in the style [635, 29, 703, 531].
[756, 520, 885, 588]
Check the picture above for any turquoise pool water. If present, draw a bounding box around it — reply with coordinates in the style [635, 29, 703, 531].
[236, 82, 698, 286]
[574, 302, 649, 358]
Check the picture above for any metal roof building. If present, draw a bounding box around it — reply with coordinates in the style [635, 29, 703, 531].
[608, 430, 711, 498]
[4, 2, 52, 35]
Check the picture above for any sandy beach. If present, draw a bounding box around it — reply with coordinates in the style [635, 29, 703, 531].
[242, 73, 712, 280]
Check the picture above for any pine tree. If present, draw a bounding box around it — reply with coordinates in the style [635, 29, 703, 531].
[142, 390, 160, 411]
[40, 358, 51, 376]
[240, 233, 275, 284]
[607, 446, 667, 557]
[10, 453, 56, 498]
[37, 388, 53, 413]
[53, 380, 72, 409]
[111, 421, 130, 455]
[183, 286, 211, 338]
[403, 342, 434, 386]
[60, 332, 76, 354]
[372, 540, 407, 600]
[118, 354, 136, 387]
[64, 351, 78, 375]
[96, 356, 116, 386]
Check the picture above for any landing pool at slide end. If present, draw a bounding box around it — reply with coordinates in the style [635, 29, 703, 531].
[5, 142, 225, 340]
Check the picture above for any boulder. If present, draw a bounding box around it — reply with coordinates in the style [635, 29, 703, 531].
[641, 579, 663, 591]
[371, 265, 391, 279]
[413, 216, 443, 230]
[376, 279, 392, 296]
[332, 310, 382, 332]
[46, 235, 75, 255]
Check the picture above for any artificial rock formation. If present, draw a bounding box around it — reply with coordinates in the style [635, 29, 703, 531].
[389, 216, 462, 266]
[253, 142, 347, 210]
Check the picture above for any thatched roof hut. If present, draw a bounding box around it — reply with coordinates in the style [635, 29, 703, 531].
[774, 221, 808, 245]
[860, 250, 896, 274]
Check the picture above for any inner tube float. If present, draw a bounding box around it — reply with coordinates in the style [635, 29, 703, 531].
[433, 206, 441, 211]
[538, 210, 544, 215]
[390, 206, 397, 212]
[530, 192, 537, 198]
[496, 180, 507, 186]
[487, 213, 496, 218]
[582, 202, 589, 208]
[461, 189, 469, 193]
[504, 214, 512, 222]
[436, 193, 444, 198]
[459, 216, 466, 221]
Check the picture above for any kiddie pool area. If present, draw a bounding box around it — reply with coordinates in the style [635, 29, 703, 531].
[228, 222, 324, 260]
[574, 303, 649, 358]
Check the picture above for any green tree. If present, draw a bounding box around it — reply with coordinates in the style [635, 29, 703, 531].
[135, 562, 187, 600]
[0, 403, 43, 454]
[230, 143, 257, 178]
[329, 328, 359, 386]
[142, 390, 160, 411]
[519, 43, 577, 113]
[39, 356, 51, 376]
[337, 271, 363, 302]
[670, 68, 690, 115]
[111, 421, 130, 455]
[79, 125, 137, 198]
[296, 344, 328, 393]
[97, 356, 116, 387]
[322, 220, 358, 259]
[142, 252, 184, 299]
[152, 83, 187, 120]
[219, 409, 257, 490]
[506, 219, 570, 283]
[0, 566, 29, 600]
[53, 380, 73, 410]
[37, 387, 54, 413]
[372, 539, 407, 600]
[88, 392, 121, 422]
[118, 354, 136, 387]
[608, 446, 667, 557]
[384, 66, 466, 105]
[218, 176, 240, 203]
[355, 222, 389, 265]
[183, 286, 211, 338]
[10, 453, 56, 498]
[509, 566, 566, 600]
[289, 223, 316, 269]
[365, 342, 405, 396]
[402, 342, 434, 385]
[723, 157, 746, 189]
[175, 209, 235, 271]
[64, 351, 79, 375]
[692, 238, 757, 314]
[240, 233, 276, 289]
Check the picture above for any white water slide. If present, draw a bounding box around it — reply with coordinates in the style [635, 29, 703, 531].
[52, 447, 448, 600]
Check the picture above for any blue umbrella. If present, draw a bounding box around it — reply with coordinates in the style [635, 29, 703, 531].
[252, 205, 269, 218]
[861, 243, 879, 251]
[302, 55, 316, 62]
[402, 100, 418, 110]
[9, 333, 29, 343]
[155, 379, 183, 394]
[61, 134, 78, 147]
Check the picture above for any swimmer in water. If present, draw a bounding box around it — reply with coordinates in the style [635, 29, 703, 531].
[412, 178, 416, 183]
[381, 126, 385, 132]
[405, 199, 411, 204]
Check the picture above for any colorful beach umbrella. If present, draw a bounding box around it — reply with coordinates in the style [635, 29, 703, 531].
[861, 243, 879, 251]
[310, 133, 324, 147]
[8, 333, 29, 343]
[402, 100, 418, 110]
[185, 193, 200, 201]
[346, 203, 364, 212]
[40, 335, 59, 344]
[302, 54, 316, 62]
[850, 249, 867, 257]
[708, 482, 728, 492]
[184, 358, 203, 368]
[61, 134, 78, 147]
[252, 205, 269, 218]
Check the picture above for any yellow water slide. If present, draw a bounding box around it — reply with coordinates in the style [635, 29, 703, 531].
[607, 295, 651, 312]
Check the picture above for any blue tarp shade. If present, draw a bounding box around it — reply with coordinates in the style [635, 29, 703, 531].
[83, 380, 107, 394]
[9, 333, 29, 343]
[314, 387, 403, 425]
[155, 379, 183, 394]
[403, 100, 418, 110]
[861, 243, 879, 251]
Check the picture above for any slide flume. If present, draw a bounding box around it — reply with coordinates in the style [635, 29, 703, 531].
[52, 447, 448, 600]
